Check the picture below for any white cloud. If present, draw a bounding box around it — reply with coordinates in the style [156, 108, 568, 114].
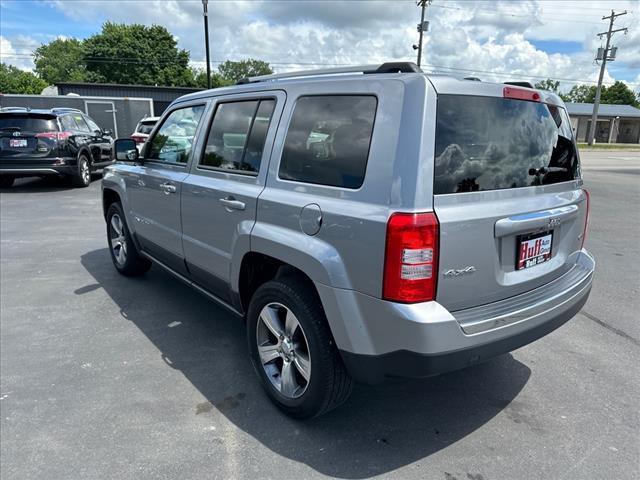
[0, 35, 38, 71]
[10, 0, 640, 92]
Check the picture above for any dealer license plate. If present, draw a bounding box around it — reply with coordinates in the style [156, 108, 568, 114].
[9, 139, 28, 148]
[517, 232, 553, 270]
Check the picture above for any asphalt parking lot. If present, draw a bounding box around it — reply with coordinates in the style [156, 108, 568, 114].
[1, 150, 638, 480]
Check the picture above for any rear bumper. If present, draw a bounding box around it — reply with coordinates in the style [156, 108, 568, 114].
[316, 250, 595, 384]
[0, 158, 77, 177]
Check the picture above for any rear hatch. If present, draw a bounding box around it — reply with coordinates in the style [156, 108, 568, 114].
[432, 91, 588, 311]
[0, 113, 59, 159]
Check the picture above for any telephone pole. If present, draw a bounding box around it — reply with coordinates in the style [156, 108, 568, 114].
[202, 0, 212, 89]
[587, 10, 627, 145]
[415, 0, 431, 67]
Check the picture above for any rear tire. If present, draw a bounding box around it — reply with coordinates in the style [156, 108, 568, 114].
[72, 154, 91, 188]
[106, 202, 151, 276]
[0, 176, 15, 188]
[247, 275, 353, 419]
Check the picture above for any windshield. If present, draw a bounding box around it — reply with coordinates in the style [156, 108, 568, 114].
[434, 95, 579, 194]
[0, 114, 58, 133]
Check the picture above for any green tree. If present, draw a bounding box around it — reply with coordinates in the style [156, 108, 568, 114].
[34, 38, 87, 84]
[563, 84, 596, 103]
[217, 59, 273, 83]
[600, 81, 638, 106]
[0, 63, 48, 94]
[188, 68, 233, 89]
[83, 22, 193, 86]
[534, 78, 560, 93]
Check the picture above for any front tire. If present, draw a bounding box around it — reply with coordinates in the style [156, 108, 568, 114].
[0, 176, 15, 188]
[72, 154, 91, 188]
[106, 202, 151, 276]
[247, 276, 353, 419]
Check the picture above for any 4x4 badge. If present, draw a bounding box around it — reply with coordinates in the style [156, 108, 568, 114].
[444, 266, 477, 277]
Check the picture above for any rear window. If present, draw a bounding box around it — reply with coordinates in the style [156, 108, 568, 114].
[434, 95, 579, 195]
[0, 114, 58, 133]
[279, 95, 377, 189]
[137, 121, 156, 134]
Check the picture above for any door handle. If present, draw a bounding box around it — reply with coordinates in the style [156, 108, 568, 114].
[219, 197, 246, 211]
[159, 182, 177, 194]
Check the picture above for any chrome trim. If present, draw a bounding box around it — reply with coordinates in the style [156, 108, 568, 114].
[454, 251, 594, 335]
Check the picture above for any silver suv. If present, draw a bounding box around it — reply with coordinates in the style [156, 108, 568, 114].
[102, 63, 594, 418]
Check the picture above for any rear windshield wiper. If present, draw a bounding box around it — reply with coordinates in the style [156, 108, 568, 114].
[528, 166, 569, 176]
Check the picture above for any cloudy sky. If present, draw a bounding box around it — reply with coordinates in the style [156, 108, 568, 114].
[1, 0, 638, 92]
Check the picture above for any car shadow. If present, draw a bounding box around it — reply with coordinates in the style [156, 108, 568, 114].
[0, 175, 101, 192]
[79, 248, 531, 479]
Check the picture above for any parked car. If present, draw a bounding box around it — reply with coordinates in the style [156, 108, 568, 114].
[0, 107, 114, 188]
[130, 116, 159, 151]
[102, 63, 594, 418]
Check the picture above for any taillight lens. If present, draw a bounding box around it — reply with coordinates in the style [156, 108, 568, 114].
[581, 188, 590, 249]
[35, 131, 72, 141]
[383, 212, 439, 303]
[131, 134, 146, 144]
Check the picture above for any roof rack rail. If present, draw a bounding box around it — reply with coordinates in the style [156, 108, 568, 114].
[504, 81, 534, 88]
[50, 107, 83, 113]
[236, 62, 422, 85]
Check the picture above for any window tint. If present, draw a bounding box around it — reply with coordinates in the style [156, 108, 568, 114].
[147, 105, 205, 164]
[60, 115, 78, 131]
[0, 114, 57, 132]
[137, 121, 156, 134]
[434, 95, 579, 194]
[72, 114, 90, 132]
[84, 115, 101, 133]
[200, 99, 275, 174]
[279, 95, 376, 189]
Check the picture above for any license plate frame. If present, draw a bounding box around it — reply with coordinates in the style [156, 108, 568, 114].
[9, 139, 28, 148]
[516, 230, 553, 270]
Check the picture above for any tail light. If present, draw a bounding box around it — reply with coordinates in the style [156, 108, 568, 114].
[383, 212, 439, 303]
[581, 188, 590, 249]
[36, 131, 72, 141]
[503, 86, 541, 102]
[131, 134, 146, 144]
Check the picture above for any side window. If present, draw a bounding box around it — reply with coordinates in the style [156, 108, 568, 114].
[279, 95, 377, 189]
[72, 114, 90, 133]
[60, 115, 77, 131]
[200, 99, 275, 174]
[84, 115, 101, 133]
[147, 105, 205, 165]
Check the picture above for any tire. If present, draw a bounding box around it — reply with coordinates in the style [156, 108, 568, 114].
[106, 202, 151, 277]
[0, 176, 15, 188]
[247, 275, 353, 419]
[72, 153, 91, 188]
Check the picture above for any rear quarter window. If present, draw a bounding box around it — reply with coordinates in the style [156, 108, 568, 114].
[434, 95, 579, 194]
[279, 95, 377, 189]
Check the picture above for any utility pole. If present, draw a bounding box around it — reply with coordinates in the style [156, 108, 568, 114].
[415, 0, 431, 67]
[202, 0, 212, 89]
[587, 10, 627, 145]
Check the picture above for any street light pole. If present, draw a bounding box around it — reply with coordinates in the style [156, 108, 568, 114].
[202, 0, 211, 89]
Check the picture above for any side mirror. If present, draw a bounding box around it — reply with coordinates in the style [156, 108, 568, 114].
[113, 138, 139, 163]
[103, 129, 113, 137]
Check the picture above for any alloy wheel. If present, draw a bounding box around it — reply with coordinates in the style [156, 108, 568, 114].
[256, 302, 311, 399]
[109, 214, 127, 266]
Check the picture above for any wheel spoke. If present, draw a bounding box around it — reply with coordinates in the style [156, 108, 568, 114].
[280, 360, 297, 397]
[293, 352, 310, 381]
[260, 306, 284, 339]
[110, 216, 122, 236]
[258, 343, 280, 365]
[116, 245, 125, 264]
[120, 240, 127, 255]
[284, 310, 299, 337]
